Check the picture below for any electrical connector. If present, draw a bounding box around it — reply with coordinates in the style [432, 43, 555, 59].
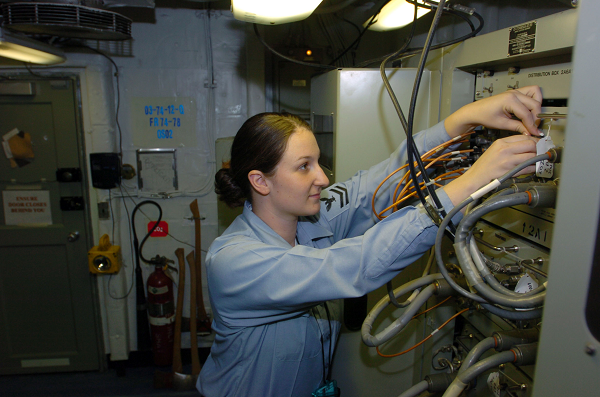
[452, 4, 476, 15]
[511, 343, 538, 366]
[547, 146, 563, 163]
[527, 184, 558, 208]
[493, 329, 539, 351]
[425, 372, 456, 392]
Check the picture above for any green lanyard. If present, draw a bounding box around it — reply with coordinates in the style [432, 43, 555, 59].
[312, 302, 333, 383]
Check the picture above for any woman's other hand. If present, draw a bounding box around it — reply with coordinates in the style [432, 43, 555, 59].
[445, 85, 543, 138]
[444, 134, 539, 206]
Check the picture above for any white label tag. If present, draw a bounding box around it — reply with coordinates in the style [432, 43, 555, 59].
[487, 372, 501, 397]
[536, 135, 555, 178]
[515, 272, 539, 294]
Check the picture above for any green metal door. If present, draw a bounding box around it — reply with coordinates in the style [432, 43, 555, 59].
[0, 77, 102, 374]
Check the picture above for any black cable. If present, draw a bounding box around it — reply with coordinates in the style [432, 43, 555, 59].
[121, 186, 199, 251]
[378, 1, 481, 223]
[23, 62, 46, 77]
[253, 24, 336, 70]
[328, 2, 386, 66]
[311, 306, 327, 385]
[356, 8, 483, 68]
[314, 0, 359, 14]
[131, 200, 163, 265]
[378, 2, 417, 162]
[312, 302, 334, 384]
[67, 43, 124, 161]
[405, 0, 447, 217]
[337, 15, 362, 66]
[377, 0, 453, 231]
[131, 200, 162, 352]
[107, 186, 135, 300]
[109, 189, 115, 243]
[339, 15, 362, 37]
[387, 10, 484, 65]
[317, 14, 345, 66]
[323, 302, 333, 382]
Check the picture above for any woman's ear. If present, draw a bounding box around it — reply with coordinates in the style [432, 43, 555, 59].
[248, 170, 270, 196]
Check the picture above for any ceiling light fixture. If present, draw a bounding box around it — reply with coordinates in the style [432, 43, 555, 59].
[367, 0, 431, 31]
[232, 0, 324, 25]
[0, 28, 66, 65]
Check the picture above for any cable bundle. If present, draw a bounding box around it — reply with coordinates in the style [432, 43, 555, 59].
[371, 131, 475, 220]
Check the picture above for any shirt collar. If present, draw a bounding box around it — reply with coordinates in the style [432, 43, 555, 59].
[242, 201, 291, 248]
[297, 215, 333, 245]
[243, 201, 333, 247]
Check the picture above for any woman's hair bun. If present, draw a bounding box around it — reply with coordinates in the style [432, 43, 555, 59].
[215, 168, 246, 208]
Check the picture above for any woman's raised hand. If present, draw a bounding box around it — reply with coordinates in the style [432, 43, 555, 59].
[445, 85, 543, 137]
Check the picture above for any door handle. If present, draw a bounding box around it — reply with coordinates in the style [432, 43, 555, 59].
[68, 231, 80, 242]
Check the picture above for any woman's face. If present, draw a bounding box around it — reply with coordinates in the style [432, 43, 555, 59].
[265, 128, 329, 219]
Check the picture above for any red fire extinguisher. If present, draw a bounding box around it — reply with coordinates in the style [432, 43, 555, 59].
[146, 261, 175, 366]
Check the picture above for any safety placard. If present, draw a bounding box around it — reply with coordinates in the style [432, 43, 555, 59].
[2, 190, 52, 225]
[147, 220, 169, 237]
[508, 21, 536, 57]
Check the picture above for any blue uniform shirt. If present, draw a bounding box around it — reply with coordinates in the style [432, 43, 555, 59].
[197, 121, 462, 397]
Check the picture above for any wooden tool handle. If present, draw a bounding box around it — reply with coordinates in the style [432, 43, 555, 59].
[173, 248, 186, 374]
[186, 251, 201, 376]
[190, 199, 209, 321]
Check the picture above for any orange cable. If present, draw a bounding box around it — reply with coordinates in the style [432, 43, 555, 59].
[376, 308, 470, 358]
[371, 133, 473, 220]
[411, 296, 452, 319]
[377, 172, 463, 219]
[394, 151, 471, 201]
[371, 136, 471, 219]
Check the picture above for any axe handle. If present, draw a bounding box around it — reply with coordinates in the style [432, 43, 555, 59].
[190, 199, 209, 321]
[173, 248, 186, 374]
[186, 251, 201, 377]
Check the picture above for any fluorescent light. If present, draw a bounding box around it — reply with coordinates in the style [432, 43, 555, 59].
[232, 0, 324, 25]
[367, 0, 431, 31]
[0, 28, 66, 65]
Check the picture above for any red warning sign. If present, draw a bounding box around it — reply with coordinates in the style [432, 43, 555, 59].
[147, 221, 169, 237]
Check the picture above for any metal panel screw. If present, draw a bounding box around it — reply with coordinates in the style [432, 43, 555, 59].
[585, 343, 596, 356]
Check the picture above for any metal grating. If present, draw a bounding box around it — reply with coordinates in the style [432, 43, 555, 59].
[1, 2, 132, 40]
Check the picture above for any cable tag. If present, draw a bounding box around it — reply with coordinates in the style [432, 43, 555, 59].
[423, 201, 443, 226]
[515, 272, 539, 294]
[536, 123, 555, 178]
[470, 179, 501, 201]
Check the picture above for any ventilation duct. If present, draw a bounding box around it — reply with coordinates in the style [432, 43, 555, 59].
[0, 1, 142, 40]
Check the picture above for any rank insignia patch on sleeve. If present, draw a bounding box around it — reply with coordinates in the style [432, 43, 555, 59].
[321, 184, 349, 212]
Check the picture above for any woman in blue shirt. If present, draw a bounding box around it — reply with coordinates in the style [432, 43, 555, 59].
[197, 86, 543, 397]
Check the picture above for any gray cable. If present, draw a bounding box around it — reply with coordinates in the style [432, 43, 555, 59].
[434, 154, 551, 302]
[442, 351, 516, 397]
[362, 277, 442, 347]
[458, 336, 496, 375]
[388, 248, 435, 308]
[454, 193, 546, 308]
[397, 380, 429, 397]
[435, 198, 487, 303]
[480, 303, 543, 320]
[469, 238, 546, 297]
